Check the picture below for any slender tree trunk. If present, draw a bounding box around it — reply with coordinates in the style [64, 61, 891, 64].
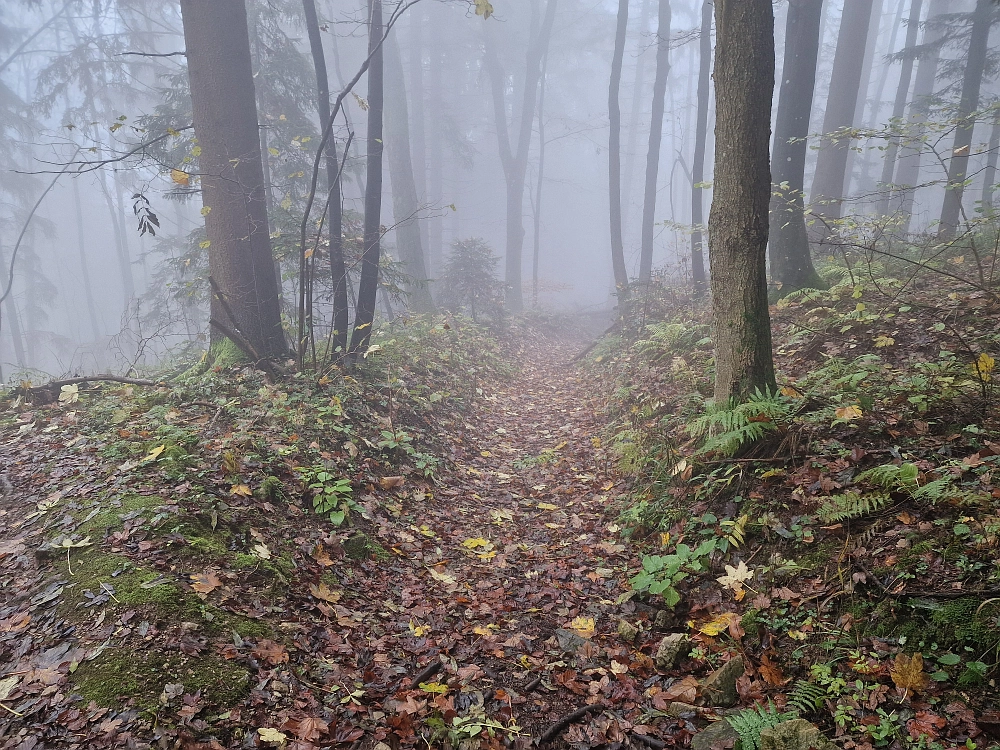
[72, 178, 101, 341]
[810, 0, 875, 225]
[981, 105, 1000, 211]
[638, 0, 671, 285]
[484, 0, 559, 313]
[302, 0, 349, 354]
[895, 0, 948, 230]
[608, 0, 631, 297]
[710, 0, 776, 402]
[409, 8, 430, 274]
[939, 0, 994, 238]
[844, 0, 882, 195]
[623, 0, 654, 244]
[876, 0, 923, 215]
[0, 242, 26, 372]
[428, 23, 443, 278]
[350, 0, 385, 355]
[385, 32, 435, 312]
[532, 49, 549, 307]
[769, 0, 825, 295]
[179, 0, 286, 359]
[690, 0, 712, 297]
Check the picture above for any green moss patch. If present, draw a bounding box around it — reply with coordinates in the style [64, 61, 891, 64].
[72, 647, 249, 711]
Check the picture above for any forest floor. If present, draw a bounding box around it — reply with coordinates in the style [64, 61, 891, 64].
[0, 326, 697, 750]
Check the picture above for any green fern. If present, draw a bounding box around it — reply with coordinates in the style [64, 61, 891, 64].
[856, 462, 919, 492]
[726, 700, 797, 750]
[911, 477, 952, 503]
[786, 680, 828, 715]
[687, 390, 791, 457]
[817, 492, 891, 523]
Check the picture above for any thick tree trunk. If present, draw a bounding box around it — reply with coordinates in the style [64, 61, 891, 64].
[894, 0, 948, 230]
[939, 0, 994, 238]
[384, 32, 435, 312]
[179, 0, 286, 359]
[484, 0, 558, 313]
[350, 0, 385, 355]
[876, 0, 922, 215]
[608, 0, 630, 297]
[638, 0, 671, 286]
[769, 0, 825, 295]
[302, 0, 350, 354]
[810, 0, 875, 225]
[690, 0, 712, 297]
[710, 0, 776, 402]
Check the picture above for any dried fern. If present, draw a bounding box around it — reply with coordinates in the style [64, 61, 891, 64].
[817, 492, 891, 523]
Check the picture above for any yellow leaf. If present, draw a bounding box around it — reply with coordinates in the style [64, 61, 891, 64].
[474, 0, 494, 18]
[144, 445, 166, 462]
[537, 502, 558, 511]
[835, 405, 863, 421]
[874, 335, 895, 348]
[170, 169, 190, 186]
[253, 543, 271, 560]
[419, 681, 448, 694]
[972, 352, 995, 382]
[609, 660, 629, 675]
[473, 625, 493, 636]
[428, 568, 456, 585]
[696, 611, 740, 636]
[409, 619, 430, 637]
[257, 727, 287, 745]
[199, 240, 211, 249]
[569, 616, 595, 638]
[230, 484, 252, 497]
[461, 537, 492, 549]
[780, 385, 803, 399]
[309, 582, 341, 603]
[58, 384, 79, 405]
[304, 248, 314, 259]
[890, 653, 928, 696]
[787, 629, 808, 641]
[716, 561, 754, 592]
[190, 145, 202, 157]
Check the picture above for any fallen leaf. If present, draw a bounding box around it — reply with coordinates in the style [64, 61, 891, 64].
[696, 611, 740, 636]
[758, 654, 788, 685]
[717, 560, 753, 592]
[191, 571, 221, 595]
[835, 405, 863, 421]
[309, 582, 341, 603]
[569, 616, 595, 638]
[890, 653, 928, 697]
[252, 640, 289, 665]
[379, 476, 405, 490]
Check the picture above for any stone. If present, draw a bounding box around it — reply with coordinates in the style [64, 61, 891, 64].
[667, 701, 699, 718]
[654, 633, 690, 670]
[555, 628, 591, 654]
[700, 655, 745, 707]
[690, 720, 738, 750]
[617, 619, 639, 643]
[654, 609, 674, 629]
[758, 720, 838, 750]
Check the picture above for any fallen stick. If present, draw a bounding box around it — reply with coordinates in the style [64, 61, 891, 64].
[539, 703, 606, 744]
[30, 374, 162, 389]
[409, 657, 443, 689]
[632, 734, 666, 749]
[524, 675, 542, 693]
[569, 322, 620, 364]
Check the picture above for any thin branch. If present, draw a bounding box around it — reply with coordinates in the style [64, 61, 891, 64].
[0, 0, 75, 76]
[115, 51, 186, 58]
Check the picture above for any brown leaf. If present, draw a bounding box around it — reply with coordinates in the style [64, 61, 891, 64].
[661, 674, 699, 703]
[907, 711, 946, 741]
[890, 653, 928, 697]
[191, 571, 222, 595]
[309, 582, 341, 603]
[292, 716, 329, 741]
[252, 639, 289, 665]
[758, 654, 788, 686]
[379, 476, 405, 490]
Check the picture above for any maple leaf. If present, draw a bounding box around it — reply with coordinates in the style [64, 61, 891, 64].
[695, 611, 740, 636]
[309, 582, 341, 603]
[568, 616, 595, 638]
[461, 537, 493, 550]
[257, 727, 287, 745]
[170, 168, 191, 186]
[717, 560, 754, 592]
[907, 711, 946, 741]
[890, 653, 928, 697]
[191, 571, 221, 595]
[758, 654, 788, 686]
[474, 0, 493, 19]
[252, 639, 289, 665]
[835, 405, 863, 421]
[58, 384, 79, 405]
[292, 716, 329, 741]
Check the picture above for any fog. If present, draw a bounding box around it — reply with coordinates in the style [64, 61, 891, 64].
[0, 0, 993, 379]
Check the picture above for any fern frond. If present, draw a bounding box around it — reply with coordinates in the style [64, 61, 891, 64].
[687, 390, 792, 457]
[856, 462, 918, 492]
[726, 700, 797, 750]
[817, 492, 891, 523]
[911, 477, 952, 503]
[787, 680, 827, 715]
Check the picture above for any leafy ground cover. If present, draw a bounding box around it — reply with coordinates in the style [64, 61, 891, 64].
[1, 284, 999, 750]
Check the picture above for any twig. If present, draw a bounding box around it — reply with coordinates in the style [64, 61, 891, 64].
[524, 675, 542, 693]
[30, 374, 162, 390]
[116, 51, 186, 58]
[569, 322, 620, 363]
[539, 703, 606, 744]
[409, 657, 443, 689]
[0, 701, 24, 717]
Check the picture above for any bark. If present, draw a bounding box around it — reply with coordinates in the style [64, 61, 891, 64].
[810, 0, 875, 225]
[384, 32, 435, 312]
[428, 22, 443, 279]
[769, 0, 825, 295]
[710, 0, 777, 402]
[409, 8, 430, 273]
[608, 0, 630, 296]
[939, 0, 994, 238]
[302, 0, 349, 354]
[484, 0, 559, 313]
[532, 49, 549, 307]
[179, 0, 286, 359]
[638, 0, 671, 285]
[894, 0, 948, 229]
[0, 242, 26, 372]
[623, 0, 654, 240]
[690, 0, 712, 297]
[350, 0, 385, 355]
[876, 0, 923, 215]
[981, 106, 1000, 211]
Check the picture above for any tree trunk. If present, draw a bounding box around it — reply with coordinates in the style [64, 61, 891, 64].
[72, 178, 101, 341]
[690, 0, 712, 297]
[179, 0, 286, 359]
[350, 0, 385, 355]
[939, 0, 993, 238]
[876, 0, 922, 215]
[428, 24, 443, 279]
[0, 242, 26, 373]
[608, 0, 630, 297]
[710, 0, 776, 402]
[303, 0, 350, 354]
[385, 32, 435, 312]
[484, 0, 559, 313]
[769, 0, 825, 295]
[894, 0, 948, 230]
[810, 0, 875, 225]
[981, 105, 1000, 211]
[409, 8, 430, 273]
[532, 49, 549, 307]
[638, 0, 671, 286]
[623, 0, 654, 244]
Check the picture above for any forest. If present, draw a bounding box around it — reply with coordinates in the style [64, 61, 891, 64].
[1, 0, 1000, 748]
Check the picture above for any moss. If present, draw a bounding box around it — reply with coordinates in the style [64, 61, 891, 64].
[72, 494, 168, 538]
[344, 532, 388, 561]
[230, 616, 273, 640]
[72, 647, 249, 712]
[209, 337, 246, 369]
[257, 475, 284, 502]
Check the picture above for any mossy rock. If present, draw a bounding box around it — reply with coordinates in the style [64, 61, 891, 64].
[72, 647, 249, 712]
[343, 532, 388, 561]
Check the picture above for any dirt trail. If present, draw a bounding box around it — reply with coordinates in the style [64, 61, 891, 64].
[0, 332, 649, 749]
